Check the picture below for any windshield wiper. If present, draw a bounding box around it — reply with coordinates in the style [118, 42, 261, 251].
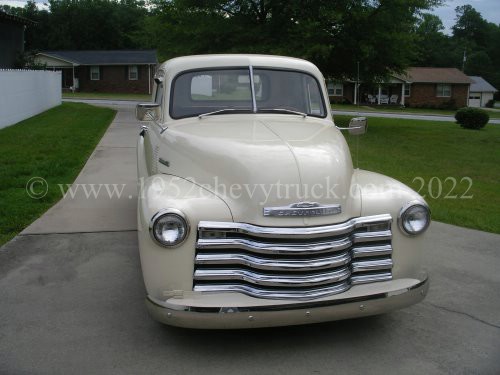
[257, 108, 308, 118]
[198, 108, 251, 119]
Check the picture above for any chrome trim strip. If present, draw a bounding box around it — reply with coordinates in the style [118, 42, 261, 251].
[151, 276, 428, 312]
[352, 244, 392, 258]
[193, 282, 351, 300]
[196, 231, 390, 255]
[351, 272, 392, 285]
[195, 251, 351, 271]
[194, 267, 351, 287]
[198, 214, 392, 239]
[352, 230, 392, 243]
[197, 236, 352, 254]
[351, 258, 393, 272]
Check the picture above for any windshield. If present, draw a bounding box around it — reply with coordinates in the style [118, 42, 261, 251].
[170, 68, 327, 119]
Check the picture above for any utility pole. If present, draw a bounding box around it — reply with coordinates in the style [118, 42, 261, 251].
[462, 48, 467, 71]
[356, 61, 360, 107]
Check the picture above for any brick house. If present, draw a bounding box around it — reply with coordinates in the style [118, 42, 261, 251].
[328, 67, 472, 109]
[34, 50, 157, 94]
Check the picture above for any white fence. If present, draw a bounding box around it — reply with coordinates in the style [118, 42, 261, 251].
[0, 70, 62, 129]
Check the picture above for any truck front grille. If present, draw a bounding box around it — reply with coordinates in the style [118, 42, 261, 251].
[194, 214, 393, 300]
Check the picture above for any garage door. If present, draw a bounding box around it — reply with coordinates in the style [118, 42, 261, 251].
[468, 93, 481, 107]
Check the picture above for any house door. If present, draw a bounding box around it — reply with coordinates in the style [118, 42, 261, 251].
[468, 93, 481, 107]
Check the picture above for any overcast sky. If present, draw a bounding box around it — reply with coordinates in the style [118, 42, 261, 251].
[1, 0, 500, 35]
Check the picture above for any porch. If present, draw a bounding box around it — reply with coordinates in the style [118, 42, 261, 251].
[355, 78, 410, 106]
[329, 77, 410, 106]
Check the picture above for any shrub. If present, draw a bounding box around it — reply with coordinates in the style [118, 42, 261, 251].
[438, 99, 457, 110]
[485, 99, 494, 108]
[455, 107, 489, 130]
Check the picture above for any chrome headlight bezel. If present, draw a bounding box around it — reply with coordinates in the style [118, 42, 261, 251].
[149, 208, 190, 248]
[398, 200, 431, 236]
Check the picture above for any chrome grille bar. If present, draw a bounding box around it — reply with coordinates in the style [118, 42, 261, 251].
[196, 236, 353, 255]
[351, 258, 393, 272]
[196, 231, 391, 255]
[351, 272, 393, 285]
[352, 244, 392, 258]
[193, 282, 351, 300]
[198, 214, 392, 240]
[194, 267, 351, 287]
[194, 214, 393, 300]
[195, 251, 351, 271]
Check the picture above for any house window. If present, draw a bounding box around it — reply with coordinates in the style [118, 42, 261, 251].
[436, 84, 451, 97]
[327, 82, 343, 96]
[129, 65, 138, 80]
[90, 66, 100, 81]
[404, 85, 410, 97]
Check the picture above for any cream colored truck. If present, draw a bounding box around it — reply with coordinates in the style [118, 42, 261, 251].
[135, 55, 430, 329]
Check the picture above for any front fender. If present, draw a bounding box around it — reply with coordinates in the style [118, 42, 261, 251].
[138, 174, 233, 299]
[355, 169, 429, 280]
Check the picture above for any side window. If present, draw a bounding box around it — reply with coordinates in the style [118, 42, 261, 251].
[306, 76, 322, 115]
[404, 85, 411, 97]
[436, 84, 451, 97]
[90, 66, 100, 80]
[128, 65, 138, 80]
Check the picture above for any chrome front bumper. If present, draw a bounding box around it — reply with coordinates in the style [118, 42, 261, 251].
[146, 275, 429, 329]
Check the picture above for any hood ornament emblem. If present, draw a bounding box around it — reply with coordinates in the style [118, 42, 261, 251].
[263, 202, 342, 217]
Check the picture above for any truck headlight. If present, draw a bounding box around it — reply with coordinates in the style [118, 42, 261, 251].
[398, 201, 430, 236]
[150, 209, 189, 247]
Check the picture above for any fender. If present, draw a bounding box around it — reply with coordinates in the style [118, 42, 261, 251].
[137, 174, 233, 299]
[355, 169, 429, 280]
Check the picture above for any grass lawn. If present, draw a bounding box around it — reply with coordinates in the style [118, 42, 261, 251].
[63, 91, 151, 101]
[0, 103, 116, 246]
[332, 103, 500, 119]
[337, 115, 500, 234]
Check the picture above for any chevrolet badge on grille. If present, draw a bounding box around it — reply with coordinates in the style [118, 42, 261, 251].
[263, 202, 342, 217]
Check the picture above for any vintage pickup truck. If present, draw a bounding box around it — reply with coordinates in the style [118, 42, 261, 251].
[135, 54, 430, 329]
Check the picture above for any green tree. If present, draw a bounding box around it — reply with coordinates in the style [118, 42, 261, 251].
[44, 0, 147, 50]
[451, 5, 500, 91]
[452, 4, 489, 48]
[144, 0, 441, 81]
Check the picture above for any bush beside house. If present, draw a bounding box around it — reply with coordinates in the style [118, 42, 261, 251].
[455, 108, 489, 129]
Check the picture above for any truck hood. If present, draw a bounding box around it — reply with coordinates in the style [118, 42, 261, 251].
[157, 115, 360, 226]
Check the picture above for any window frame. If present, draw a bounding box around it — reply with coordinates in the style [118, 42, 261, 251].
[404, 84, 411, 97]
[327, 82, 343, 96]
[169, 66, 328, 120]
[128, 65, 138, 81]
[90, 66, 100, 81]
[436, 83, 451, 97]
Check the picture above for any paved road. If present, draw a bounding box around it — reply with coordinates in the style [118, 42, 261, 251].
[1, 103, 499, 374]
[63, 98, 500, 124]
[333, 110, 500, 124]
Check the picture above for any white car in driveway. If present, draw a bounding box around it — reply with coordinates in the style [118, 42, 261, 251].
[135, 54, 430, 329]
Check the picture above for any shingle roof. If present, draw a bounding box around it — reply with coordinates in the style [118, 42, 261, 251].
[394, 67, 472, 84]
[469, 76, 497, 93]
[0, 9, 36, 25]
[38, 50, 157, 65]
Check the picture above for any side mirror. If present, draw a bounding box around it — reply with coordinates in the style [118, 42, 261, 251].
[136, 103, 161, 122]
[348, 117, 367, 135]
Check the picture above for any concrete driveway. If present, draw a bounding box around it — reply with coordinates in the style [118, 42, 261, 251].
[1, 103, 499, 374]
